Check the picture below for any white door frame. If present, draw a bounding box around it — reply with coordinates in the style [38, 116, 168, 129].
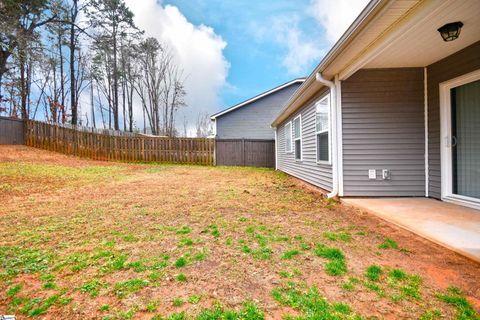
[440, 68, 480, 210]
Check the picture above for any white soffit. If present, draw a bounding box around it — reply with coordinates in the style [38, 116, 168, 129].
[321, 0, 421, 78]
[365, 0, 480, 68]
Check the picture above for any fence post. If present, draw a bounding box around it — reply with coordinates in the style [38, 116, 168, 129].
[242, 138, 245, 166]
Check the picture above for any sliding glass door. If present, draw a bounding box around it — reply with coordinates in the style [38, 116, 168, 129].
[441, 70, 480, 209]
[451, 79, 480, 199]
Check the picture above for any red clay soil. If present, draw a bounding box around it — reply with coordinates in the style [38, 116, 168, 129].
[0, 146, 479, 319]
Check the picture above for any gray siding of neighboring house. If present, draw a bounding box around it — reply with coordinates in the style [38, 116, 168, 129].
[215, 83, 301, 139]
[427, 41, 480, 199]
[342, 68, 425, 197]
[277, 88, 333, 191]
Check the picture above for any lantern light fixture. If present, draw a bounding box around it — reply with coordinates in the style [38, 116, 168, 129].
[437, 21, 464, 42]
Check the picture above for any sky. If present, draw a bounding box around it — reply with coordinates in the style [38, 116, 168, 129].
[120, 0, 370, 133]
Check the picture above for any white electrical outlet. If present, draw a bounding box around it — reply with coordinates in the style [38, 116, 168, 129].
[382, 169, 391, 180]
[368, 169, 376, 179]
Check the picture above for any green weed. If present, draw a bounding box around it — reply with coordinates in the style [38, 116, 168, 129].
[79, 279, 105, 298]
[251, 247, 273, 260]
[314, 244, 345, 260]
[365, 265, 383, 282]
[314, 243, 347, 276]
[173, 298, 185, 307]
[281, 249, 300, 260]
[174, 257, 187, 268]
[419, 309, 442, 320]
[323, 231, 352, 242]
[193, 250, 208, 262]
[196, 302, 264, 320]
[145, 300, 158, 312]
[7, 284, 22, 297]
[272, 283, 361, 319]
[100, 304, 110, 312]
[188, 294, 202, 304]
[379, 238, 399, 250]
[126, 260, 146, 273]
[176, 273, 187, 282]
[179, 238, 194, 246]
[437, 286, 479, 320]
[176, 226, 192, 235]
[242, 245, 252, 254]
[325, 259, 347, 276]
[341, 277, 360, 291]
[278, 269, 302, 279]
[114, 278, 149, 298]
[0, 246, 53, 277]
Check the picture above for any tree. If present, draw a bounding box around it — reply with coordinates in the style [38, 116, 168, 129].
[0, 0, 58, 118]
[195, 112, 213, 138]
[119, 35, 139, 132]
[134, 37, 163, 135]
[87, 0, 136, 130]
[161, 62, 186, 136]
[67, 0, 84, 125]
[134, 38, 186, 136]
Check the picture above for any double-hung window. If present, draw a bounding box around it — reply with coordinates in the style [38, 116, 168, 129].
[293, 115, 302, 160]
[316, 95, 330, 163]
[285, 122, 292, 153]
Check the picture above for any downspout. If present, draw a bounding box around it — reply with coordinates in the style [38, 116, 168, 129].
[274, 127, 278, 170]
[315, 72, 338, 198]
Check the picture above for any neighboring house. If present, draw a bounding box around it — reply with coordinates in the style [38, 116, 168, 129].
[271, 0, 480, 210]
[211, 79, 304, 139]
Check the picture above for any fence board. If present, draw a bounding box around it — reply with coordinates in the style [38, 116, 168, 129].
[215, 139, 275, 168]
[24, 120, 214, 165]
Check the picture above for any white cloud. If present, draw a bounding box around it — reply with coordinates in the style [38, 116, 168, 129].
[278, 24, 324, 75]
[123, 0, 230, 134]
[251, 16, 324, 76]
[309, 0, 370, 43]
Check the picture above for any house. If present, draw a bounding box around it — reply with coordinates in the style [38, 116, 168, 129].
[271, 0, 480, 210]
[211, 78, 304, 139]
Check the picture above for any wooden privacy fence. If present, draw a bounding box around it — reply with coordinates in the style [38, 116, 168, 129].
[24, 120, 215, 165]
[215, 139, 275, 168]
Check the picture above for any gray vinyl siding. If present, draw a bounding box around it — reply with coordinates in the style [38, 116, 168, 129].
[215, 83, 301, 139]
[277, 88, 333, 191]
[426, 41, 480, 199]
[342, 68, 425, 197]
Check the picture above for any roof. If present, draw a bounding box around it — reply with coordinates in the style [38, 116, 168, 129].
[210, 78, 305, 120]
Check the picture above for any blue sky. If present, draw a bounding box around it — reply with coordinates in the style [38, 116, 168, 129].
[123, 0, 369, 131]
[164, 0, 330, 108]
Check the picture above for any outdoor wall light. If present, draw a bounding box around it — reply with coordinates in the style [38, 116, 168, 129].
[437, 21, 464, 42]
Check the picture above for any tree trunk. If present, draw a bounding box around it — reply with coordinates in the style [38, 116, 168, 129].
[69, 0, 79, 125]
[19, 52, 28, 119]
[90, 80, 96, 128]
[0, 50, 10, 102]
[69, 12, 77, 124]
[59, 33, 65, 111]
[112, 24, 119, 130]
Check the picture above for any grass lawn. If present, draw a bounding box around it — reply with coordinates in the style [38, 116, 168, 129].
[1, 146, 479, 320]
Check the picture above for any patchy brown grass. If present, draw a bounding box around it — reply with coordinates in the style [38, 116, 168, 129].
[0, 145, 479, 320]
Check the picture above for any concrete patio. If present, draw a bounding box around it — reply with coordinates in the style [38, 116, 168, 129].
[342, 198, 480, 263]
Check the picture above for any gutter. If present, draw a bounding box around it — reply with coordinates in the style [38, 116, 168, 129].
[315, 72, 338, 199]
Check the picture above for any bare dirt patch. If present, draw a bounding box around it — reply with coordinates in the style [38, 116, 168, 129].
[0, 146, 479, 319]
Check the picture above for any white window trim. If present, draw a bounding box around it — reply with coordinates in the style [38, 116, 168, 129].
[293, 114, 302, 161]
[284, 121, 293, 153]
[440, 68, 480, 210]
[315, 94, 332, 165]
